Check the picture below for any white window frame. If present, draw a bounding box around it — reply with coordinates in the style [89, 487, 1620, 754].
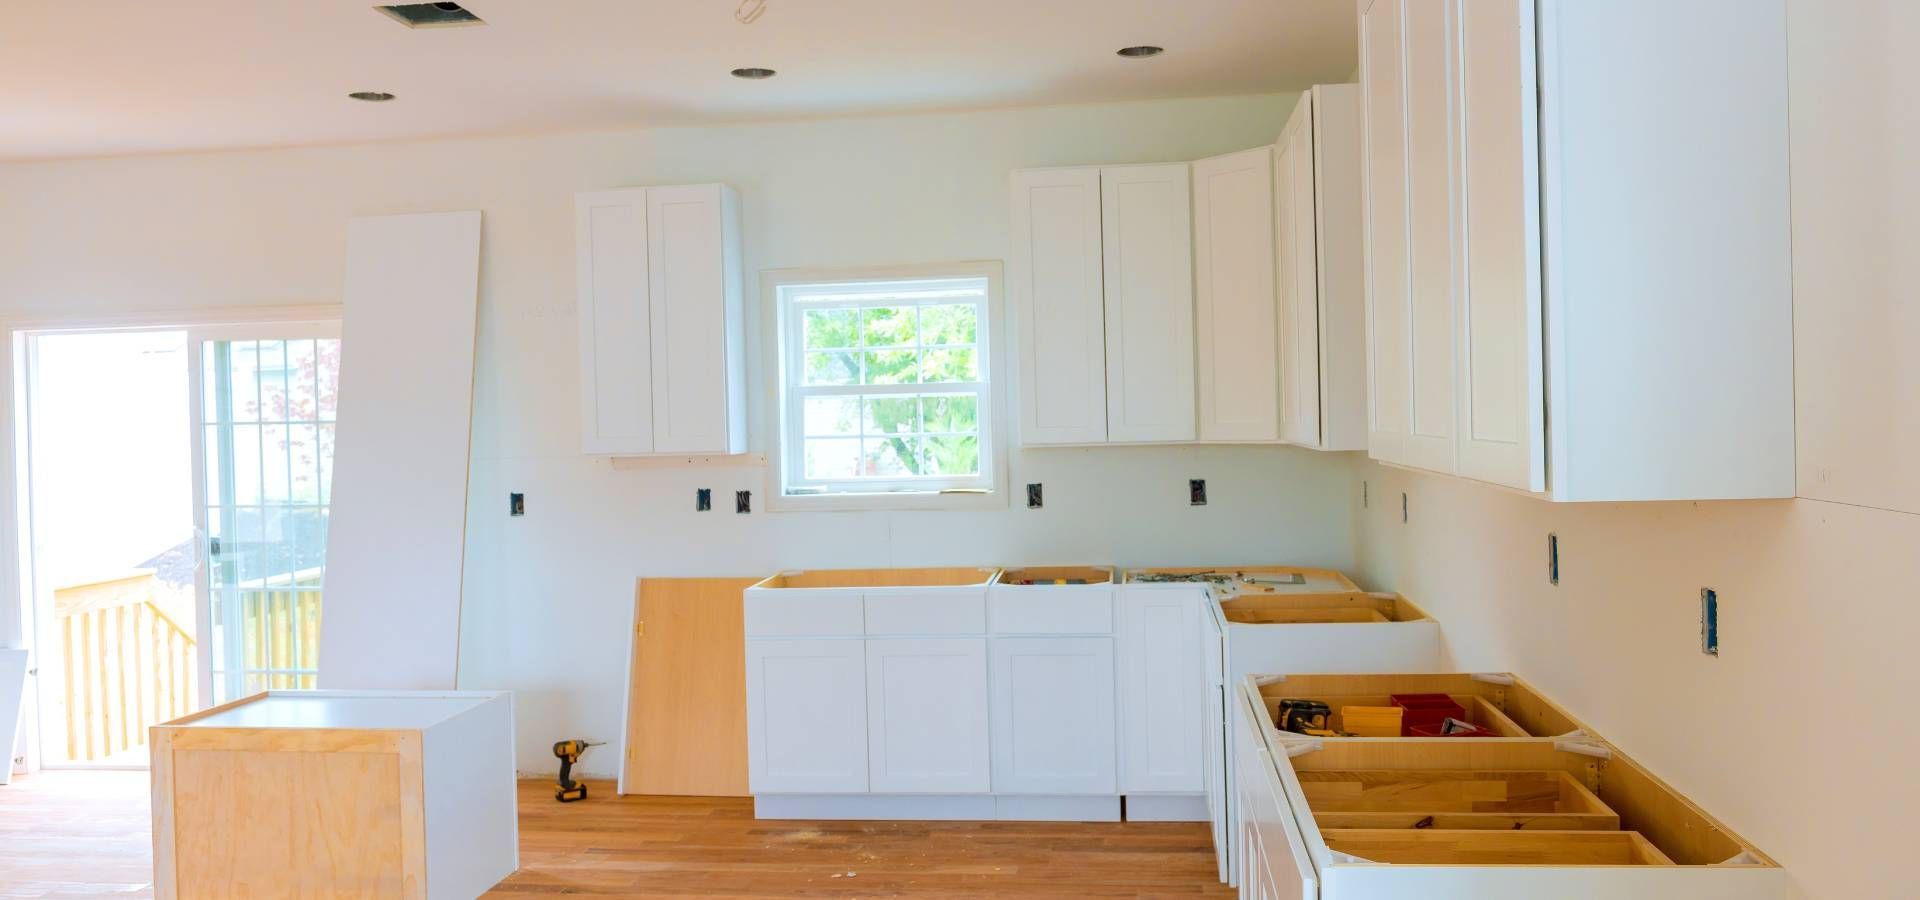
[764, 262, 1007, 512]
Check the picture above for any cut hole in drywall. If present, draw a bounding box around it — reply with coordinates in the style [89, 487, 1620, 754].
[1548, 533, 1559, 585]
[697, 488, 713, 511]
[509, 492, 525, 517]
[736, 490, 752, 514]
[1027, 483, 1043, 509]
[1190, 479, 1207, 506]
[1700, 588, 1719, 656]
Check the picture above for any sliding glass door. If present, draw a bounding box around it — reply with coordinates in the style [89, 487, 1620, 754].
[189, 324, 341, 704]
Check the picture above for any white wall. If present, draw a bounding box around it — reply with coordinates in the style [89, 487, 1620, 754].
[1353, 3, 1919, 897]
[0, 93, 1362, 775]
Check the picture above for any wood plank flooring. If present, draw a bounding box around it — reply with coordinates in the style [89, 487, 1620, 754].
[1, 771, 1232, 898]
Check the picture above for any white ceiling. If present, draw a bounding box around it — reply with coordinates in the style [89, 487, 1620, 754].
[0, 0, 1357, 162]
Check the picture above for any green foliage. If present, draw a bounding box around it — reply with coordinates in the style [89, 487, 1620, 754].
[796, 301, 983, 478]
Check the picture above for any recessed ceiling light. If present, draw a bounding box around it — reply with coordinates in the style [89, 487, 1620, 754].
[731, 67, 777, 80]
[1116, 45, 1165, 58]
[375, 2, 485, 29]
[348, 91, 397, 102]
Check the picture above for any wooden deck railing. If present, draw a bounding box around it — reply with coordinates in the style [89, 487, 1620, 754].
[55, 572, 196, 762]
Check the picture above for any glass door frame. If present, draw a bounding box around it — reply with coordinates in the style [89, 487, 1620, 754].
[2, 305, 339, 774]
[186, 320, 341, 706]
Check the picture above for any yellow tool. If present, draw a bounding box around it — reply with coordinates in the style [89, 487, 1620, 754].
[552, 739, 602, 802]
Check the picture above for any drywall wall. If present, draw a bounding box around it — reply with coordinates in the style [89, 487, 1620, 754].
[1353, 3, 1919, 896]
[0, 93, 1359, 775]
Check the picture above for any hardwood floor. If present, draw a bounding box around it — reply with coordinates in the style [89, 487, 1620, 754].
[1, 771, 1232, 898]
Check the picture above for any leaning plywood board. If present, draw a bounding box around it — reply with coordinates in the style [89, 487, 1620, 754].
[320, 211, 481, 690]
[0, 648, 25, 784]
[620, 578, 757, 796]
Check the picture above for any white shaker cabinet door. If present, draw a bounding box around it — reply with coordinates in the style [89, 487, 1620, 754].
[745, 639, 869, 793]
[1456, 0, 1546, 493]
[1276, 96, 1323, 449]
[1194, 147, 1281, 442]
[989, 636, 1118, 795]
[645, 183, 743, 454]
[866, 638, 992, 794]
[1011, 168, 1110, 445]
[1101, 164, 1197, 442]
[1117, 588, 1204, 793]
[575, 189, 654, 455]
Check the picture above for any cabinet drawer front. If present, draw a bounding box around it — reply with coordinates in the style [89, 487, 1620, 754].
[988, 589, 1114, 634]
[744, 589, 864, 637]
[864, 591, 987, 635]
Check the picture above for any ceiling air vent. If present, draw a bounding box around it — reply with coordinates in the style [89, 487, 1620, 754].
[375, 2, 485, 29]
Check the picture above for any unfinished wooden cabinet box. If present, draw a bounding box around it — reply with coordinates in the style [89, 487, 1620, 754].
[1235, 674, 1789, 898]
[1200, 586, 1442, 887]
[150, 690, 517, 900]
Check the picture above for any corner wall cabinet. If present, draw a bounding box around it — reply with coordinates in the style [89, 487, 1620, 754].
[575, 184, 747, 456]
[1275, 85, 1369, 451]
[1357, 0, 1793, 500]
[1011, 165, 1195, 445]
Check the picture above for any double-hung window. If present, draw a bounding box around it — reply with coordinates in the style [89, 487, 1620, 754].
[773, 265, 1000, 506]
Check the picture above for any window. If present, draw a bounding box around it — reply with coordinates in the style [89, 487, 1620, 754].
[771, 265, 1002, 507]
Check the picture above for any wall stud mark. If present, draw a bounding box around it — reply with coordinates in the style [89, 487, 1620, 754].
[1548, 533, 1559, 585]
[1700, 588, 1719, 656]
[509, 492, 525, 517]
[696, 488, 712, 512]
[1026, 483, 1043, 509]
[1189, 479, 1207, 506]
[735, 490, 752, 514]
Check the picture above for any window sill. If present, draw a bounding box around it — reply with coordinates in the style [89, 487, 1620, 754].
[764, 488, 1007, 513]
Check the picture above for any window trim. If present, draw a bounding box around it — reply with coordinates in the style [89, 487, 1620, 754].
[762, 262, 1007, 512]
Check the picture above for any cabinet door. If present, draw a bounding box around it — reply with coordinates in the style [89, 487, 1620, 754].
[744, 639, 867, 793]
[1011, 168, 1109, 445]
[1401, 0, 1464, 474]
[866, 638, 991, 793]
[575, 189, 654, 455]
[988, 637, 1117, 795]
[1199, 612, 1232, 884]
[1101, 164, 1197, 442]
[1456, 0, 1546, 492]
[1276, 96, 1323, 448]
[647, 184, 741, 454]
[1360, 0, 1416, 464]
[1117, 588, 1203, 793]
[1194, 147, 1280, 442]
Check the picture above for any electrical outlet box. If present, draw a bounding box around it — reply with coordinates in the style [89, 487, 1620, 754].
[697, 488, 712, 511]
[1700, 588, 1719, 656]
[735, 490, 752, 514]
[1189, 479, 1207, 506]
[1026, 483, 1043, 509]
[509, 493, 525, 517]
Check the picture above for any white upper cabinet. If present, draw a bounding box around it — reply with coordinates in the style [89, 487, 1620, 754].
[1455, 0, 1546, 492]
[1193, 147, 1280, 442]
[1012, 164, 1199, 446]
[1275, 84, 1369, 452]
[1011, 169, 1110, 445]
[1102, 164, 1197, 442]
[1355, 0, 1793, 500]
[575, 184, 746, 456]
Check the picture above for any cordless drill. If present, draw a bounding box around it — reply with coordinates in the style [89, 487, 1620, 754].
[552, 739, 601, 802]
